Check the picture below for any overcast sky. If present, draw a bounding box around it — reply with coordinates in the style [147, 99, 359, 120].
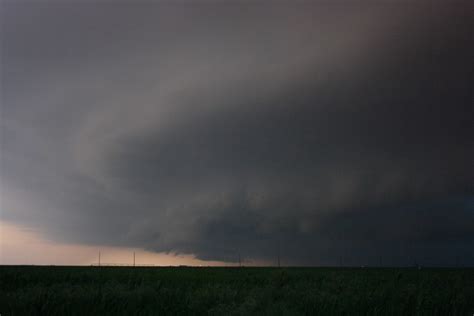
[1, 1, 473, 266]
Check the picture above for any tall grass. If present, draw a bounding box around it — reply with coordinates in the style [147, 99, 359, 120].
[1, 266, 473, 315]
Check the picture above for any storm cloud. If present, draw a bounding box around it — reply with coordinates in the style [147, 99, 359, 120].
[1, 1, 473, 266]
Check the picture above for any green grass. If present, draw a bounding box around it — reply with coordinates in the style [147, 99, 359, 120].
[1, 266, 473, 315]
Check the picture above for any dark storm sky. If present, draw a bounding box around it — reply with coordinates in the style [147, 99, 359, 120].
[1, 1, 473, 266]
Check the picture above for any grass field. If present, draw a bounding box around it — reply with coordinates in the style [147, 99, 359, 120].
[1, 266, 473, 315]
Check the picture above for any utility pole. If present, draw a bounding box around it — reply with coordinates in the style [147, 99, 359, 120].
[99, 251, 101, 267]
[238, 253, 241, 267]
[277, 246, 281, 268]
[133, 252, 136, 267]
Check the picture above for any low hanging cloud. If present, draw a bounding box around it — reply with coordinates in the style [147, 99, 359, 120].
[1, 1, 473, 265]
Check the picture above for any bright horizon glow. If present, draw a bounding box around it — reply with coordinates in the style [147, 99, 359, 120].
[0, 220, 235, 266]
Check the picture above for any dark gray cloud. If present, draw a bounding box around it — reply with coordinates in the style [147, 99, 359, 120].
[1, 1, 473, 266]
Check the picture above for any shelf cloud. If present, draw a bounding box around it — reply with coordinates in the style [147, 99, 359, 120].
[2, 1, 473, 265]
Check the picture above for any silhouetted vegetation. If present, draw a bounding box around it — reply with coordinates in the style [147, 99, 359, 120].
[1, 266, 473, 315]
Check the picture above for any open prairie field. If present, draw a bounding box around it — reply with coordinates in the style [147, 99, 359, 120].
[1, 266, 473, 315]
